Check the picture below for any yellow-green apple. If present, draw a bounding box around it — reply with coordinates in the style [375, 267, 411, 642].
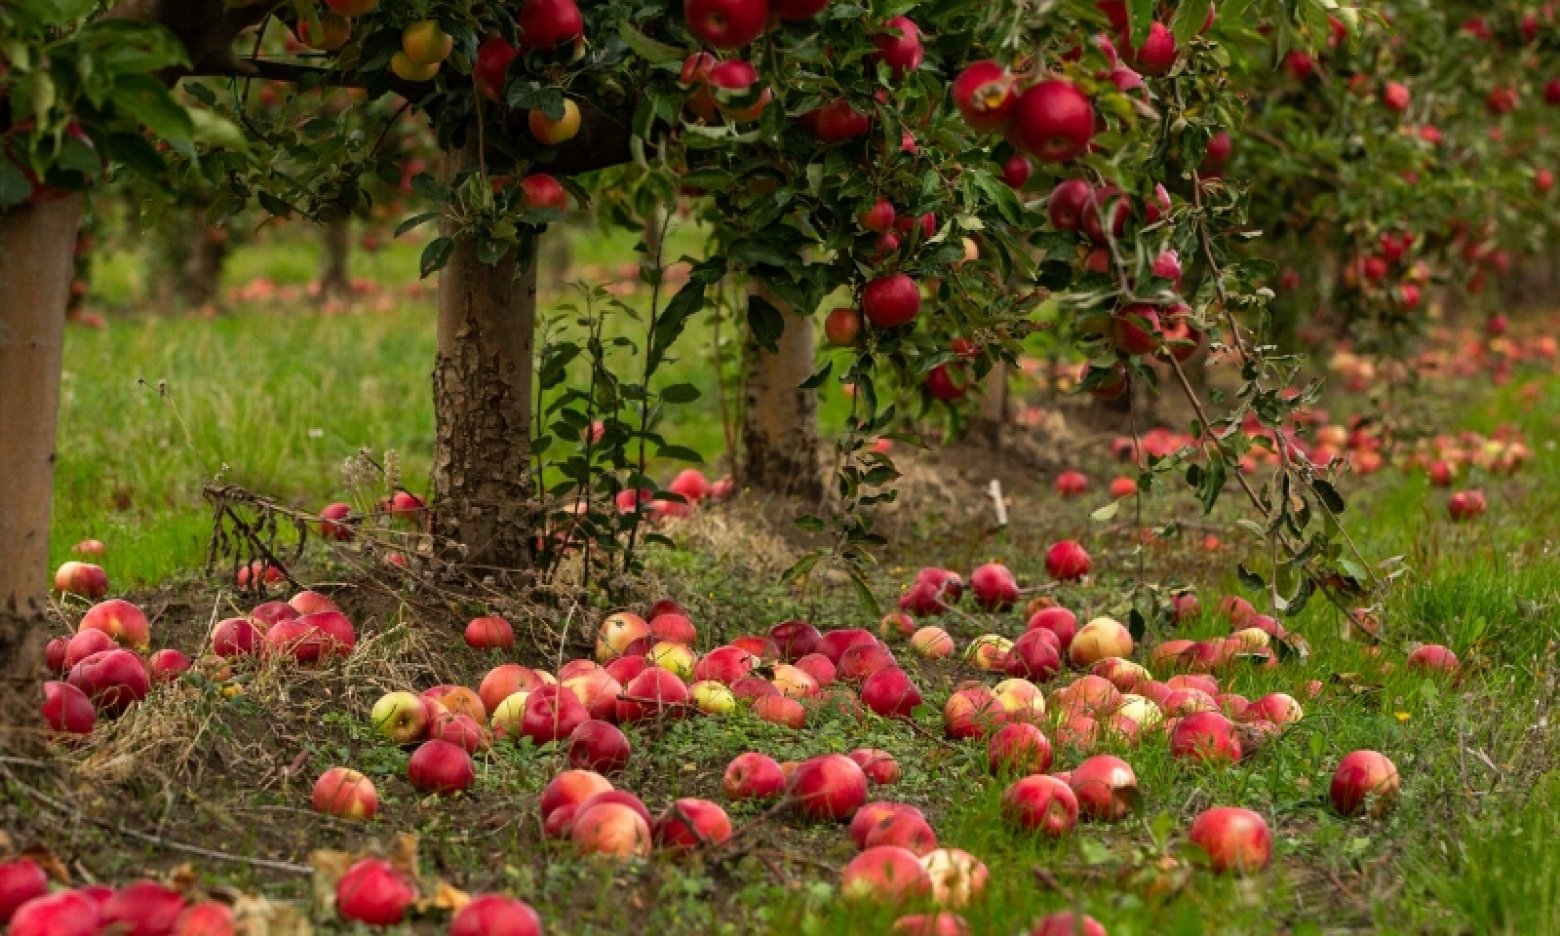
[1330, 750, 1399, 817]
[789, 753, 868, 821]
[539, 769, 612, 816]
[986, 722, 1052, 776]
[862, 811, 937, 855]
[489, 691, 531, 739]
[1091, 657, 1151, 692]
[770, 663, 819, 698]
[450, 896, 541, 936]
[861, 667, 922, 718]
[335, 859, 414, 925]
[841, 846, 932, 903]
[78, 599, 149, 649]
[848, 748, 900, 785]
[1069, 754, 1138, 820]
[653, 798, 732, 849]
[571, 801, 651, 858]
[389, 50, 438, 81]
[567, 720, 631, 773]
[964, 634, 1013, 671]
[41, 680, 96, 735]
[723, 752, 786, 800]
[1001, 774, 1077, 836]
[689, 679, 736, 715]
[1116, 693, 1163, 729]
[753, 694, 805, 728]
[1069, 617, 1133, 668]
[1044, 540, 1091, 581]
[464, 616, 514, 650]
[67, 649, 148, 714]
[311, 767, 378, 820]
[615, 668, 688, 722]
[919, 848, 987, 908]
[54, 562, 108, 600]
[407, 739, 475, 794]
[910, 626, 954, 659]
[1251, 692, 1303, 726]
[1169, 711, 1240, 764]
[371, 690, 431, 744]
[596, 612, 649, 662]
[401, 20, 453, 65]
[992, 678, 1047, 722]
[529, 99, 581, 144]
[1188, 806, 1271, 874]
[648, 641, 697, 681]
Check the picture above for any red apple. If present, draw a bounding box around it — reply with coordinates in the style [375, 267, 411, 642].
[53, 562, 108, 601]
[516, 0, 582, 51]
[407, 739, 475, 795]
[723, 752, 785, 800]
[572, 801, 652, 857]
[1330, 750, 1400, 817]
[987, 722, 1054, 776]
[40, 680, 96, 735]
[336, 859, 414, 925]
[566, 721, 631, 774]
[1031, 912, 1106, 936]
[78, 599, 149, 649]
[520, 685, 590, 745]
[969, 562, 1019, 611]
[101, 881, 185, 936]
[67, 649, 148, 715]
[892, 912, 972, 936]
[615, 668, 688, 722]
[1188, 805, 1271, 873]
[1070, 754, 1138, 821]
[862, 274, 921, 329]
[770, 620, 821, 660]
[870, 16, 923, 76]
[449, 895, 541, 936]
[0, 860, 48, 924]
[1002, 774, 1077, 836]
[806, 99, 871, 142]
[63, 629, 115, 669]
[465, 616, 514, 650]
[1170, 711, 1242, 764]
[312, 767, 378, 820]
[210, 617, 262, 658]
[683, 0, 769, 49]
[860, 667, 923, 719]
[951, 60, 1016, 130]
[540, 769, 613, 816]
[174, 902, 235, 936]
[654, 797, 732, 849]
[848, 748, 901, 785]
[789, 753, 868, 821]
[840, 846, 932, 903]
[1406, 644, 1459, 675]
[862, 810, 937, 855]
[1011, 79, 1094, 163]
[1045, 541, 1091, 582]
[472, 36, 519, 102]
[148, 649, 191, 683]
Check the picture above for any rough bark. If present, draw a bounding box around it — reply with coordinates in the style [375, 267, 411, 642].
[739, 284, 824, 501]
[179, 220, 228, 309]
[970, 360, 1009, 449]
[431, 145, 538, 573]
[0, 195, 83, 735]
[319, 217, 352, 302]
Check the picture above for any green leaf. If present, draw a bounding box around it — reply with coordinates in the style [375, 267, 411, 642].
[109, 75, 194, 151]
[847, 566, 881, 616]
[799, 360, 833, 390]
[1236, 563, 1265, 593]
[1127, 0, 1155, 46]
[1200, 454, 1227, 515]
[395, 212, 441, 237]
[657, 445, 703, 463]
[1311, 478, 1345, 514]
[0, 159, 31, 208]
[1169, 0, 1207, 43]
[1091, 500, 1121, 522]
[650, 278, 708, 371]
[659, 383, 701, 404]
[419, 236, 454, 278]
[186, 108, 249, 153]
[617, 22, 682, 64]
[747, 293, 785, 354]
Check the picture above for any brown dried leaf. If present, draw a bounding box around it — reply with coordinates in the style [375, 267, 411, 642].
[416, 880, 470, 914]
[233, 895, 313, 936]
[387, 833, 421, 882]
[307, 850, 352, 920]
[19, 847, 70, 885]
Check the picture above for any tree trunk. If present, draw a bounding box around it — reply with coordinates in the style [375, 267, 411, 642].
[970, 360, 1009, 448]
[430, 146, 538, 573]
[179, 220, 228, 309]
[0, 195, 83, 733]
[319, 217, 351, 302]
[739, 284, 824, 501]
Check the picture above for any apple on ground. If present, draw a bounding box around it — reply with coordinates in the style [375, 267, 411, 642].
[311, 767, 378, 820]
[840, 846, 932, 903]
[406, 739, 475, 795]
[789, 754, 868, 821]
[450, 895, 542, 936]
[1188, 806, 1272, 874]
[723, 752, 787, 800]
[335, 859, 415, 925]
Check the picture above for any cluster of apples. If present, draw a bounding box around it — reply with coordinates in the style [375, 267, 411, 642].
[36, 590, 357, 739]
[0, 867, 236, 936]
[612, 468, 735, 522]
[51, 539, 108, 601]
[333, 857, 544, 933]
